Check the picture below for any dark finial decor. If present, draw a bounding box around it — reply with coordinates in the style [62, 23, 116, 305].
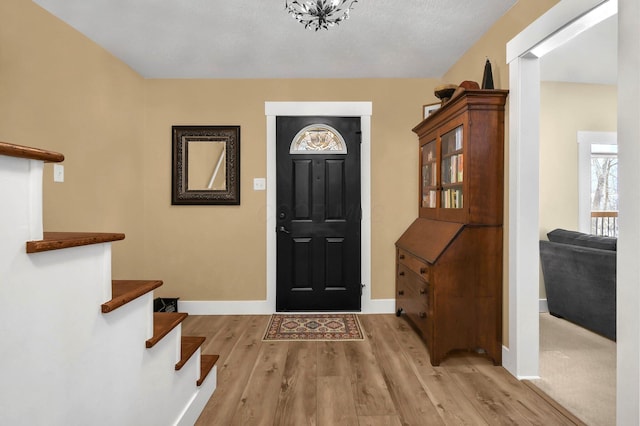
[482, 58, 495, 89]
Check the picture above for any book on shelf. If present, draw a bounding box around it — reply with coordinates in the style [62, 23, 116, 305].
[444, 154, 463, 184]
[442, 188, 464, 209]
[451, 155, 457, 183]
[455, 127, 463, 150]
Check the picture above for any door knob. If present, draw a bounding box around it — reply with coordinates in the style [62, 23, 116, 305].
[278, 226, 291, 234]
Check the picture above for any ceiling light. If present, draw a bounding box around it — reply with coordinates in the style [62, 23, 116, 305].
[285, 0, 357, 31]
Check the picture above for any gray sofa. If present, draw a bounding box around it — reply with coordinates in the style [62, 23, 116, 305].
[539, 228, 616, 341]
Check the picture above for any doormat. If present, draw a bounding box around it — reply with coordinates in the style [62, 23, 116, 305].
[263, 313, 364, 341]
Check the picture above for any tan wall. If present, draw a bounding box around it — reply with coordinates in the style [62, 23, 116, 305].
[442, 0, 560, 345]
[2, 0, 568, 314]
[539, 81, 617, 297]
[0, 0, 146, 277]
[142, 79, 439, 300]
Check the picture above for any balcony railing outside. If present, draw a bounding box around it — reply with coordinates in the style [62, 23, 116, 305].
[591, 211, 618, 237]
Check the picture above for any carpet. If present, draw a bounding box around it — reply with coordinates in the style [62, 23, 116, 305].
[531, 313, 616, 426]
[262, 313, 364, 341]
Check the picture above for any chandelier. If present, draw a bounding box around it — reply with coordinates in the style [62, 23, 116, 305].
[285, 0, 358, 31]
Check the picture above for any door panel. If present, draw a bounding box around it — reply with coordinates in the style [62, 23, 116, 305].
[326, 159, 345, 219]
[276, 116, 361, 311]
[293, 160, 312, 219]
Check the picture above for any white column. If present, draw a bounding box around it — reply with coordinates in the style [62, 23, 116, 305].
[506, 55, 541, 379]
[617, 0, 640, 423]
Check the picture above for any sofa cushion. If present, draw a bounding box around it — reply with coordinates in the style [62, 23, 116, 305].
[547, 228, 617, 251]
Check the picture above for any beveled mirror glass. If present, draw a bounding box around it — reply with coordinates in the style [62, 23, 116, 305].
[172, 125, 240, 205]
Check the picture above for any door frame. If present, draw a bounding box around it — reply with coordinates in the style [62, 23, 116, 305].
[505, 0, 617, 378]
[265, 102, 377, 313]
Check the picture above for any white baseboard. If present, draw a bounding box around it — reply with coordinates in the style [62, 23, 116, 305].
[363, 298, 396, 314]
[179, 300, 273, 315]
[179, 299, 396, 315]
[502, 345, 541, 380]
[539, 298, 548, 313]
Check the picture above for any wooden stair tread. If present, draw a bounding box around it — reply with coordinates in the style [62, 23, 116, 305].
[146, 312, 188, 348]
[102, 280, 163, 313]
[0, 141, 64, 163]
[198, 354, 219, 386]
[176, 336, 206, 370]
[26, 232, 125, 253]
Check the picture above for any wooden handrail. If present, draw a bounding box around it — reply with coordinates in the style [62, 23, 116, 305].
[0, 141, 64, 163]
[591, 211, 618, 218]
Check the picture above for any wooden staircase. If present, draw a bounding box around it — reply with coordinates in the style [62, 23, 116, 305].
[0, 141, 218, 425]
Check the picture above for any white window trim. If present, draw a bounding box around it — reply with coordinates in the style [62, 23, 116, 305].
[577, 131, 617, 233]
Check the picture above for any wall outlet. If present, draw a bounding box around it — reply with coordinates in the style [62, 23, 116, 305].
[253, 178, 266, 191]
[53, 164, 64, 182]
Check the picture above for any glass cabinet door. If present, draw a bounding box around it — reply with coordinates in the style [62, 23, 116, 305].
[440, 125, 463, 209]
[421, 140, 437, 208]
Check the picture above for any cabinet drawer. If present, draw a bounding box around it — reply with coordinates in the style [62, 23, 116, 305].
[398, 286, 431, 340]
[397, 249, 431, 282]
[397, 264, 429, 306]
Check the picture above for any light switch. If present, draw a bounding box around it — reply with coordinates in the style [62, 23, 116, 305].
[53, 164, 64, 182]
[253, 178, 266, 191]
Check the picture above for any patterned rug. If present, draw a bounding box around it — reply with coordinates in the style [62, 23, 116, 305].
[263, 313, 364, 341]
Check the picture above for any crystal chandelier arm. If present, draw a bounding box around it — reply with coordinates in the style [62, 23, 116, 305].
[285, 0, 358, 31]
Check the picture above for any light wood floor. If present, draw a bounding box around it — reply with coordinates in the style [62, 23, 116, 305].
[183, 314, 582, 425]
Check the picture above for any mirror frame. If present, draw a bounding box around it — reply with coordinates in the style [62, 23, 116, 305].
[172, 125, 240, 205]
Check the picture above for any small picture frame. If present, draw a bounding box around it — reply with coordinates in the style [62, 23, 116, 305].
[423, 102, 441, 119]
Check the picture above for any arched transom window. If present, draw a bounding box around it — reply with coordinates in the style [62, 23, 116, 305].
[289, 124, 347, 154]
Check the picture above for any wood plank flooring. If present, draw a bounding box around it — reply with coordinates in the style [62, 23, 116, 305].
[182, 314, 581, 426]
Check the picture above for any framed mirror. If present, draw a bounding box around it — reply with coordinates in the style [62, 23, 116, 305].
[172, 125, 240, 205]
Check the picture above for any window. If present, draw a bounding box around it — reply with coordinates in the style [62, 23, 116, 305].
[578, 131, 618, 236]
[289, 124, 347, 154]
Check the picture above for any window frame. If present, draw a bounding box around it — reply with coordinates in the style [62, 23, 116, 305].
[577, 131, 617, 233]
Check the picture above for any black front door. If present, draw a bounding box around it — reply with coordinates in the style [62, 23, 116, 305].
[276, 116, 361, 311]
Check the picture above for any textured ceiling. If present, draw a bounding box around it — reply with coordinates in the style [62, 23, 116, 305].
[32, 0, 518, 79]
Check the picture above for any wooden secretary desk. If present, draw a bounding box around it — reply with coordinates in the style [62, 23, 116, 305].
[395, 89, 508, 366]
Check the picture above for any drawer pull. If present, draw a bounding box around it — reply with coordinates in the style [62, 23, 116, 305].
[419, 288, 426, 295]
[399, 254, 405, 260]
[399, 271, 405, 276]
[398, 290, 404, 296]
[419, 312, 427, 319]
[420, 267, 427, 274]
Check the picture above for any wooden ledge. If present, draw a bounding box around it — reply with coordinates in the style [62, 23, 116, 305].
[102, 280, 163, 313]
[198, 354, 220, 386]
[0, 141, 64, 163]
[146, 312, 189, 348]
[176, 336, 207, 370]
[26, 232, 125, 253]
